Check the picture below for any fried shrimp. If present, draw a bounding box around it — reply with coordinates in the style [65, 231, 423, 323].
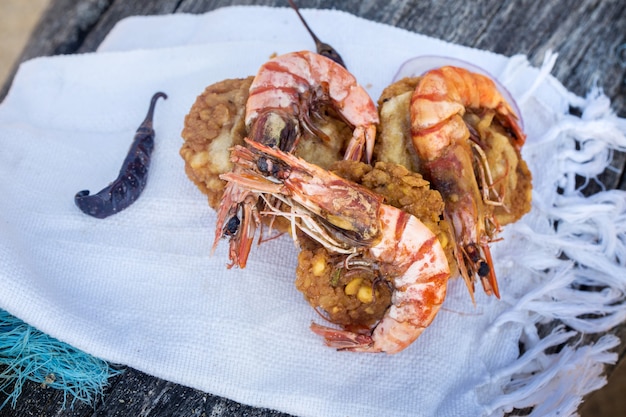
[220, 139, 450, 354]
[244, 50, 378, 162]
[214, 50, 378, 268]
[376, 68, 532, 300]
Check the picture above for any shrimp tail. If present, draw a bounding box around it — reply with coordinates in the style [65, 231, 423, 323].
[310, 323, 374, 351]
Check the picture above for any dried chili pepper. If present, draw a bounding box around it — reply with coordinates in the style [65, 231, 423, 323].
[75, 92, 167, 219]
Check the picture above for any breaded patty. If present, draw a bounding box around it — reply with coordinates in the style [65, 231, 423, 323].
[181, 77, 253, 209]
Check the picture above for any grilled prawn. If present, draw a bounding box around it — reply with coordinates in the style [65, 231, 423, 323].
[221, 139, 450, 354]
[214, 51, 378, 268]
[408, 66, 531, 299]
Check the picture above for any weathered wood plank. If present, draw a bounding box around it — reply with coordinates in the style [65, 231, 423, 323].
[76, 0, 181, 53]
[0, 367, 292, 417]
[2, 0, 625, 119]
[2, 0, 624, 189]
[0, 1, 624, 416]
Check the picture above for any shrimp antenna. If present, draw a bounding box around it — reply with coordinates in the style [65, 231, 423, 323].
[287, 0, 346, 68]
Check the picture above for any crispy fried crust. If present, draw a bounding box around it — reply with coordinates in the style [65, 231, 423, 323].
[374, 77, 423, 173]
[180, 77, 253, 209]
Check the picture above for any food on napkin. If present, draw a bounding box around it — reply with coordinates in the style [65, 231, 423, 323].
[375, 69, 533, 298]
[179, 44, 537, 354]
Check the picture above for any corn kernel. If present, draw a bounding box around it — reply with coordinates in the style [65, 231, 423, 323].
[189, 151, 209, 168]
[312, 258, 326, 277]
[357, 286, 373, 303]
[344, 278, 363, 296]
[438, 231, 449, 249]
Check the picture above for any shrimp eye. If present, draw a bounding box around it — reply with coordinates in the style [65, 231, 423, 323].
[224, 216, 240, 236]
[257, 157, 270, 174]
[477, 260, 490, 277]
[258, 156, 290, 179]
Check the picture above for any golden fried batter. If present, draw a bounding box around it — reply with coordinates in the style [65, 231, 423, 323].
[296, 241, 392, 330]
[374, 77, 422, 173]
[181, 77, 253, 209]
[180, 76, 459, 331]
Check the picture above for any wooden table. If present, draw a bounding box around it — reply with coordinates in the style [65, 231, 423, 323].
[0, 1, 624, 416]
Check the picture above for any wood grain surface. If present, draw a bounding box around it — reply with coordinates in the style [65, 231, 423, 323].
[0, 1, 624, 416]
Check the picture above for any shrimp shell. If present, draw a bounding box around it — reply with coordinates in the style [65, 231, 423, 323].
[409, 66, 529, 299]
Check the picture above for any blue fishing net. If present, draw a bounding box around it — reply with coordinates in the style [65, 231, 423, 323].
[0, 309, 123, 409]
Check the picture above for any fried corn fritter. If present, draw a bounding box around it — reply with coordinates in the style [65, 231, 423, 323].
[181, 77, 253, 209]
[180, 76, 454, 331]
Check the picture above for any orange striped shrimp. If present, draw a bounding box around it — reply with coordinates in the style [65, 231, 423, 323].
[214, 51, 378, 269]
[245, 51, 378, 161]
[410, 66, 527, 299]
[221, 139, 450, 354]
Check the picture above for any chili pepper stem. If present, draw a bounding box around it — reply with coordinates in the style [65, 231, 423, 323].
[142, 92, 168, 128]
[287, 0, 346, 68]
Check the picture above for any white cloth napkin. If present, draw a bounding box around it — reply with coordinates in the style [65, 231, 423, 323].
[1, 6, 625, 417]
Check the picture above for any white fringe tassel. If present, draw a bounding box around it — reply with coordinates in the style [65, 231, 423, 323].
[483, 53, 626, 417]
